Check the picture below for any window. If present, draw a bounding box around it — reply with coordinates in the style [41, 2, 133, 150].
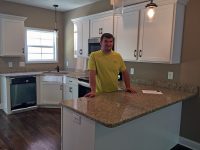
[74, 23, 78, 58]
[26, 28, 57, 63]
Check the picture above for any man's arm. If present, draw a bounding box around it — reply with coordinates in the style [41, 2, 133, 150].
[122, 69, 136, 94]
[84, 70, 96, 97]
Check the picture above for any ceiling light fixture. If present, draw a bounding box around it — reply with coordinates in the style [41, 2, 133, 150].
[145, 0, 158, 21]
[53, 4, 58, 32]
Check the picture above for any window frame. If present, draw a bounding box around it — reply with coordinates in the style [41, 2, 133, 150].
[25, 27, 58, 64]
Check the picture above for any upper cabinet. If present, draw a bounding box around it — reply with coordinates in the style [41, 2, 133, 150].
[114, 0, 187, 64]
[90, 14, 113, 38]
[72, 0, 187, 64]
[114, 9, 140, 61]
[0, 14, 27, 57]
[72, 18, 89, 57]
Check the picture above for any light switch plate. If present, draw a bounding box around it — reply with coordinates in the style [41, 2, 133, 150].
[130, 68, 134, 75]
[168, 72, 173, 80]
[8, 62, 13, 68]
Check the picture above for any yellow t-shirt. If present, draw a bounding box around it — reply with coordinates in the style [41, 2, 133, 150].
[88, 50, 126, 94]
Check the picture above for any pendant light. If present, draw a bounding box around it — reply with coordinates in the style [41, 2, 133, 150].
[145, 0, 158, 21]
[53, 4, 58, 32]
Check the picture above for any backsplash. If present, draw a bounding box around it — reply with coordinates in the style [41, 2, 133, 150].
[0, 57, 63, 73]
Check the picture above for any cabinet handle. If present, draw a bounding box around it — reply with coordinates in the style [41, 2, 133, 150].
[69, 87, 72, 92]
[134, 50, 137, 57]
[60, 85, 63, 90]
[139, 50, 142, 57]
[22, 48, 24, 54]
[99, 28, 103, 34]
[79, 49, 83, 55]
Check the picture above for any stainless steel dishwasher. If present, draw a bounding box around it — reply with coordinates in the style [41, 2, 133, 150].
[10, 76, 36, 110]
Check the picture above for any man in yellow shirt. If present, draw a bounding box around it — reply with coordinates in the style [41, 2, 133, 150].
[85, 33, 136, 97]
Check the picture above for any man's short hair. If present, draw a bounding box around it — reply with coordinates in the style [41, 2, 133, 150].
[100, 33, 114, 42]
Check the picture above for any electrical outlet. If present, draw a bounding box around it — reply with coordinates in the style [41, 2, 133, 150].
[19, 62, 25, 67]
[130, 68, 134, 75]
[8, 62, 13, 68]
[168, 72, 173, 80]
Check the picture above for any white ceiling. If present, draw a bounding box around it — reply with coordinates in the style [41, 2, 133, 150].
[4, 0, 103, 12]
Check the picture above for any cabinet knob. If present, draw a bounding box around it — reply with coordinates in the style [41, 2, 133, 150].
[99, 28, 103, 34]
[79, 49, 83, 55]
[139, 50, 142, 57]
[69, 87, 72, 92]
[134, 50, 137, 57]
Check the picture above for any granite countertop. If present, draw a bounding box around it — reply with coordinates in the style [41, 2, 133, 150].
[0, 71, 44, 77]
[61, 84, 198, 128]
[0, 69, 88, 79]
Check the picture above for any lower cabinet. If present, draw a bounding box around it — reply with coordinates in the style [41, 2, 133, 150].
[39, 75, 63, 105]
[63, 76, 78, 100]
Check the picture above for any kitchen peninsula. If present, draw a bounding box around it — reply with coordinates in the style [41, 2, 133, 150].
[61, 83, 198, 150]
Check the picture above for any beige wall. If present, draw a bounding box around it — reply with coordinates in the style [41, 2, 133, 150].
[64, 0, 200, 143]
[0, 0, 65, 73]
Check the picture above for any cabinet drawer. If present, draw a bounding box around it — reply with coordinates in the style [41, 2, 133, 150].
[64, 76, 78, 85]
[41, 75, 63, 83]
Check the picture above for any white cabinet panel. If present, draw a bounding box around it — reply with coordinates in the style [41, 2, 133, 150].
[41, 82, 63, 104]
[0, 14, 26, 56]
[63, 76, 78, 100]
[114, 10, 139, 61]
[62, 107, 95, 150]
[39, 75, 63, 105]
[114, 1, 186, 64]
[138, 4, 174, 63]
[90, 15, 113, 38]
[76, 19, 89, 57]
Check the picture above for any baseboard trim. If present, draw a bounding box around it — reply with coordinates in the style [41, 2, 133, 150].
[179, 136, 200, 150]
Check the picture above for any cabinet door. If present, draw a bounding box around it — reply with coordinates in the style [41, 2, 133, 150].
[63, 84, 73, 100]
[90, 15, 113, 38]
[114, 10, 139, 61]
[63, 84, 78, 100]
[72, 84, 78, 99]
[0, 19, 25, 56]
[138, 4, 174, 63]
[40, 82, 63, 105]
[76, 20, 89, 57]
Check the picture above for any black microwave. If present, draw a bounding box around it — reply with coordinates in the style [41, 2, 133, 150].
[88, 37, 101, 55]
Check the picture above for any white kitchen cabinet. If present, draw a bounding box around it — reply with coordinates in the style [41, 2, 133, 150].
[114, 9, 140, 61]
[138, 3, 176, 63]
[114, 0, 187, 64]
[90, 14, 113, 38]
[39, 75, 63, 105]
[63, 76, 78, 100]
[0, 13, 26, 57]
[72, 19, 89, 57]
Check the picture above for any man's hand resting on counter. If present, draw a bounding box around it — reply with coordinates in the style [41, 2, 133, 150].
[84, 92, 96, 98]
[125, 87, 137, 94]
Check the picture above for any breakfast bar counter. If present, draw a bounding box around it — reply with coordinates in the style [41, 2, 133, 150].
[61, 83, 198, 150]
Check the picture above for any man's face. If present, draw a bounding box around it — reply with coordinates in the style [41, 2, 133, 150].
[100, 37, 113, 52]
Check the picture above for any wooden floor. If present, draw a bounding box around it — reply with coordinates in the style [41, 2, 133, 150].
[0, 108, 61, 150]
